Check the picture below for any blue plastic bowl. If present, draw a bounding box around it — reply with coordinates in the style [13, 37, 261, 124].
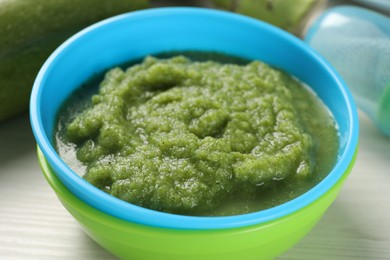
[30, 7, 358, 231]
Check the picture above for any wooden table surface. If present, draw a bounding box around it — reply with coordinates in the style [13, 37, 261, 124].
[1, 112, 389, 260]
[1, 1, 390, 259]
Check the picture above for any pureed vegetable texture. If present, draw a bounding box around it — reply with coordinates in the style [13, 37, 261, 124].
[55, 53, 339, 216]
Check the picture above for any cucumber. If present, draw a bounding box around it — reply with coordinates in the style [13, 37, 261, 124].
[0, 0, 149, 122]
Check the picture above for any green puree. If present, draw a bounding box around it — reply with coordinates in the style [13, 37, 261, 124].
[56, 53, 339, 216]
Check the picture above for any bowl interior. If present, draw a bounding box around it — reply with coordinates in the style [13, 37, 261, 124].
[30, 7, 359, 230]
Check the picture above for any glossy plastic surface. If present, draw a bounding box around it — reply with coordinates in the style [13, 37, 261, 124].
[38, 148, 357, 260]
[30, 7, 359, 230]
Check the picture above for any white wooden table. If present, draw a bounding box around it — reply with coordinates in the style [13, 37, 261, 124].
[1, 111, 389, 260]
[1, 1, 390, 259]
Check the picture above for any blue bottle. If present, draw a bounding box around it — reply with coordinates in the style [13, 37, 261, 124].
[305, 6, 390, 136]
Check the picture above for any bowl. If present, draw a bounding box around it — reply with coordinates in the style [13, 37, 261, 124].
[30, 7, 359, 259]
[38, 148, 356, 260]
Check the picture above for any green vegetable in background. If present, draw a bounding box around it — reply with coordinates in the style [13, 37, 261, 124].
[212, 0, 323, 34]
[0, 0, 149, 123]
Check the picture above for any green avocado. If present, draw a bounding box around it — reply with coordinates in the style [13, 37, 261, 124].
[0, 0, 149, 122]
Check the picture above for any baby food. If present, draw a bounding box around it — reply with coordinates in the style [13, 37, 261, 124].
[55, 53, 339, 216]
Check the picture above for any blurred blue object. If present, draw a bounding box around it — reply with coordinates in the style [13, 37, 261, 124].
[351, 0, 390, 12]
[306, 6, 390, 136]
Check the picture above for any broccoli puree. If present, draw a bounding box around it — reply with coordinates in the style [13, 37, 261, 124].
[55, 53, 339, 216]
